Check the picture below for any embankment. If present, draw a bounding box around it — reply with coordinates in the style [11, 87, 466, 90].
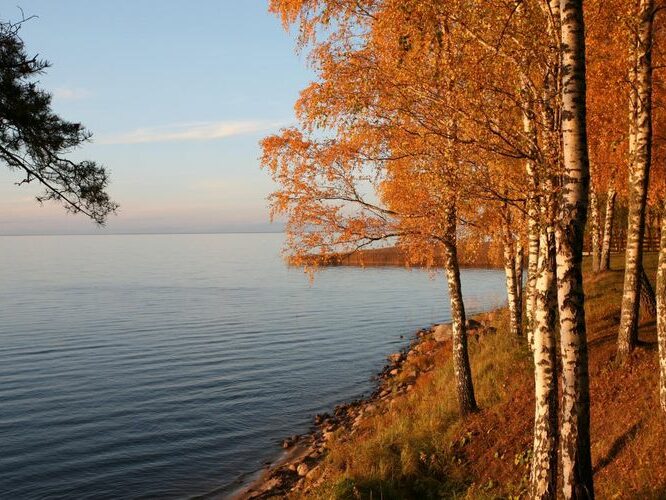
[238, 253, 666, 499]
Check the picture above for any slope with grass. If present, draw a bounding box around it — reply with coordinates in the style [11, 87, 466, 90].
[295, 254, 666, 499]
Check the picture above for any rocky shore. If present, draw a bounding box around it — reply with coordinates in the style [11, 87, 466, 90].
[233, 313, 499, 499]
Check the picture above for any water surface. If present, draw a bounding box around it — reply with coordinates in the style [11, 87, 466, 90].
[0, 233, 506, 499]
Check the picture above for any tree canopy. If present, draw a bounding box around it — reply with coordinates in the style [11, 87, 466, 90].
[0, 17, 116, 224]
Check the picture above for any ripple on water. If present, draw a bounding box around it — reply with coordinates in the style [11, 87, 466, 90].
[0, 234, 506, 499]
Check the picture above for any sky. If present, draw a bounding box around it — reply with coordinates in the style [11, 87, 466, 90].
[0, 1, 312, 234]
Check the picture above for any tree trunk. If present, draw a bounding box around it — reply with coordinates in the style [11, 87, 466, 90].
[639, 264, 657, 317]
[646, 209, 654, 252]
[657, 209, 666, 414]
[618, 0, 654, 359]
[443, 205, 478, 416]
[599, 187, 616, 271]
[526, 211, 540, 350]
[516, 241, 524, 331]
[530, 225, 558, 499]
[558, 1, 594, 498]
[590, 188, 601, 273]
[503, 213, 522, 336]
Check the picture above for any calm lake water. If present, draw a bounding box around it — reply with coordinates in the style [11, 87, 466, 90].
[0, 233, 506, 499]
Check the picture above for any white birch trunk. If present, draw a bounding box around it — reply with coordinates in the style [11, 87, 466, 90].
[590, 188, 601, 273]
[657, 209, 666, 414]
[599, 187, 616, 272]
[516, 241, 524, 331]
[522, 77, 540, 350]
[527, 210, 540, 350]
[443, 206, 477, 416]
[503, 212, 522, 337]
[618, 0, 653, 358]
[558, 0, 594, 497]
[530, 225, 558, 499]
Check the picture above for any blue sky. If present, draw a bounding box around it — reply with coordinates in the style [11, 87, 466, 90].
[0, 1, 311, 234]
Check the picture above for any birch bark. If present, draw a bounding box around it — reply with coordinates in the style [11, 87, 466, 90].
[530, 225, 558, 499]
[522, 80, 540, 349]
[618, 0, 654, 358]
[558, 0, 594, 497]
[599, 187, 616, 271]
[657, 209, 666, 413]
[503, 212, 522, 336]
[516, 241, 524, 332]
[443, 205, 477, 416]
[527, 210, 540, 349]
[590, 188, 601, 273]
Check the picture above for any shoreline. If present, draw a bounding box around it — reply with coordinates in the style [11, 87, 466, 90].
[290, 246, 501, 269]
[231, 311, 500, 499]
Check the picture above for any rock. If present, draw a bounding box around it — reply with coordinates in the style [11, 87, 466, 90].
[297, 463, 309, 477]
[262, 476, 283, 490]
[287, 463, 297, 472]
[282, 435, 299, 448]
[388, 353, 402, 364]
[314, 413, 328, 425]
[306, 466, 319, 479]
[433, 323, 453, 342]
[389, 368, 399, 376]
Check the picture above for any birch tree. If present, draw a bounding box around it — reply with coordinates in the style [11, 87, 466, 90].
[264, 0, 484, 416]
[618, 0, 655, 358]
[557, 0, 594, 497]
[657, 204, 666, 413]
[530, 190, 558, 499]
[599, 187, 617, 271]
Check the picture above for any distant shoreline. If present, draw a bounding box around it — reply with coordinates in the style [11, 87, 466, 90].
[290, 245, 501, 270]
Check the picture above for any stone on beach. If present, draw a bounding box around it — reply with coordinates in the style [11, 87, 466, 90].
[433, 323, 452, 342]
[282, 435, 299, 448]
[388, 353, 402, 364]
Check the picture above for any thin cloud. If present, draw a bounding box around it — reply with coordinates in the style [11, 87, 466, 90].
[97, 120, 280, 145]
[53, 87, 92, 100]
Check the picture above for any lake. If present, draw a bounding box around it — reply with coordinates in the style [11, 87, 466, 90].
[0, 233, 506, 499]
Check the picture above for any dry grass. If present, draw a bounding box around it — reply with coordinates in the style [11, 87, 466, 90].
[297, 253, 666, 499]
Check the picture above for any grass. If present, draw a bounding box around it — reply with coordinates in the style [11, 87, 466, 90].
[292, 253, 666, 499]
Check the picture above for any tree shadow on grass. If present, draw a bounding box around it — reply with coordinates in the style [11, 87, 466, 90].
[593, 420, 643, 474]
[587, 332, 618, 349]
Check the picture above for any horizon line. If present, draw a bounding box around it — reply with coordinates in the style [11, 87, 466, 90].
[0, 230, 286, 237]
